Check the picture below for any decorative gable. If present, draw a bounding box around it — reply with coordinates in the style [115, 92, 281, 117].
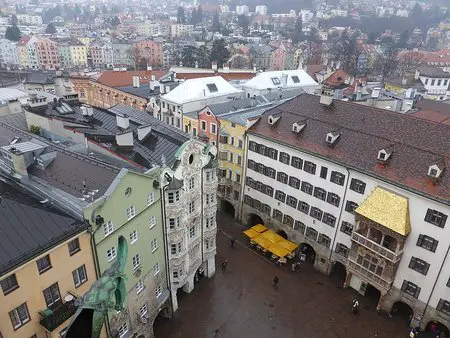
[325, 131, 341, 145]
[428, 161, 445, 179]
[377, 146, 394, 162]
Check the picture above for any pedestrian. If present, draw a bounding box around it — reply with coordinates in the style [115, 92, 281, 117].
[230, 238, 236, 248]
[291, 262, 296, 272]
[352, 299, 359, 315]
[221, 259, 228, 271]
[273, 276, 279, 288]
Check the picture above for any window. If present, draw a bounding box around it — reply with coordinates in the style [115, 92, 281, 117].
[275, 190, 286, 203]
[132, 254, 141, 270]
[118, 322, 128, 337]
[322, 213, 336, 227]
[136, 280, 144, 294]
[145, 192, 155, 207]
[294, 220, 306, 234]
[273, 209, 283, 222]
[151, 238, 158, 252]
[431, 79, 435, 86]
[153, 262, 160, 276]
[207, 83, 218, 92]
[277, 172, 288, 184]
[271, 77, 281, 85]
[345, 201, 358, 214]
[206, 170, 215, 181]
[326, 192, 340, 207]
[238, 139, 243, 148]
[292, 75, 300, 83]
[313, 187, 326, 201]
[409, 257, 430, 275]
[37, 255, 52, 274]
[267, 148, 278, 160]
[291, 156, 303, 169]
[68, 238, 80, 256]
[305, 227, 318, 241]
[168, 190, 180, 204]
[303, 161, 316, 174]
[1, 274, 19, 295]
[107, 247, 116, 261]
[189, 177, 195, 190]
[335, 243, 349, 257]
[73, 265, 88, 287]
[230, 137, 235, 146]
[340, 221, 353, 235]
[416, 234, 438, 252]
[104, 221, 114, 237]
[189, 226, 196, 238]
[229, 152, 234, 163]
[43, 283, 61, 309]
[201, 120, 206, 130]
[206, 215, 215, 228]
[249, 141, 258, 152]
[288, 176, 300, 189]
[283, 215, 294, 226]
[350, 179, 366, 194]
[237, 155, 242, 166]
[140, 304, 148, 317]
[437, 299, 450, 315]
[425, 209, 447, 228]
[265, 167, 276, 179]
[235, 173, 241, 183]
[156, 284, 163, 298]
[401, 280, 421, 298]
[286, 195, 298, 208]
[301, 182, 313, 195]
[189, 201, 195, 213]
[9, 303, 30, 329]
[211, 123, 217, 134]
[279, 152, 290, 164]
[298, 201, 309, 214]
[149, 215, 157, 229]
[330, 171, 345, 185]
[126, 205, 136, 220]
[168, 217, 180, 230]
[130, 230, 138, 244]
[310, 207, 323, 221]
[320, 166, 328, 179]
[318, 234, 331, 248]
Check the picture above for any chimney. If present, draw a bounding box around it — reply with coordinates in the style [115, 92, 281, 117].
[371, 87, 381, 98]
[401, 78, 407, 85]
[116, 114, 130, 129]
[147, 65, 152, 71]
[115, 131, 134, 147]
[165, 85, 171, 93]
[133, 76, 140, 88]
[319, 88, 333, 106]
[223, 65, 230, 73]
[281, 73, 288, 86]
[151, 75, 156, 81]
[355, 90, 362, 101]
[195, 61, 199, 68]
[392, 99, 401, 112]
[150, 80, 155, 91]
[212, 61, 218, 70]
[253, 64, 257, 72]
[137, 125, 152, 141]
[81, 105, 94, 117]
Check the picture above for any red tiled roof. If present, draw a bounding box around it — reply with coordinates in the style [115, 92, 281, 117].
[174, 72, 256, 81]
[248, 93, 450, 203]
[410, 99, 450, 125]
[17, 36, 31, 46]
[305, 64, 326, 80]
[96, 70, 166, 87]
[323, 69, 351, 88]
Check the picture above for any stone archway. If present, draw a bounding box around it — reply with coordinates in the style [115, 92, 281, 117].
[426, 321, 450, 338]
[299, 243, 316, 264]
[390, 301, 413, 325]
[248, 213, 264, 226]
[220, 200, 235, 218]
[277, 230, 288, 239]
[330, 261, 347, 285]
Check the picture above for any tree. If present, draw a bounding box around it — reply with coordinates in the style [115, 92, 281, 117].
[5, 26, 21, 41]
[181, 46, 198, 67]
[210, 39, 229, 68]
[191, 8, 197, 24]
[237, 15, 249, 34]
[211, 12, 221, 33]
[292, 16, 304, 44]
[230, 54, 249, 69]
[177, 6, 186, 24]
[397, 30, 410, 49]
[131, 46, 142, 70]
[329, 30, 362, 76]
[45, 22, 56, 34]
[10, 14, 18, 26]
[373, 41, 400, 83]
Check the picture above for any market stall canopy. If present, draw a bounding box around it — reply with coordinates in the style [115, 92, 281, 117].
[251, 224, 268, 233]
[252, 235, 273, 250]
[260, 229, 285, 244]
[277, 239, 298, 252]
[267, 243, 291, 258]
[244, 228, 260, 239]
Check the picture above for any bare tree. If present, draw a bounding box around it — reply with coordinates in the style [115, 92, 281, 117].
[329, 30, 362, 76]
[373, 42, 400, 83]
[397, 50, 425, 75]
[230, 54, 249, 69]
[131, 46, 142, 70]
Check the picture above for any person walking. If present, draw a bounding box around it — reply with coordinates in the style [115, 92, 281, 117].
[230, 238, 236, 248]
[273, 276, 279, 288]
[221, 259, 228, 271]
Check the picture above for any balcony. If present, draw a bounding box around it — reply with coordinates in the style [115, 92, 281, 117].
[347, 257, 393, 292]
[40, 300, 77, 332]
[351, 231, 402, 263]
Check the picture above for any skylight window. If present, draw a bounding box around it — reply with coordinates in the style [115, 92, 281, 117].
[271, 77, 281, 85]
[292, 76, 300, 83]
[207, 83, 218, 93]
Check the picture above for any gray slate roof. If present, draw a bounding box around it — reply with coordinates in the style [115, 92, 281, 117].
[0, 182, 86, 276]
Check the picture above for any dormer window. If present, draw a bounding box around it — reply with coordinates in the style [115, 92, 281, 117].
[268, 114, 281, 125]
[378, 148, 393, 162]
[428, 163, 444, 179]
[326, 132, 340, 145]
[206, 83, 218, 93]
[291, 75, 300, 83]
[271, 77, 281, 85]
[292, 121, 306, 133]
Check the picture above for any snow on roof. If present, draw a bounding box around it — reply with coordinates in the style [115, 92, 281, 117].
[242, 70, 319, 91]
[161, 76, 243, 105]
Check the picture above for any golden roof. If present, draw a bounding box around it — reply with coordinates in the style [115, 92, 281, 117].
[355, 187, 411, 236]
[251, 224, 268, 233]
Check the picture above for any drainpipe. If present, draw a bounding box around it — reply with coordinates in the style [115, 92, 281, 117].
[239, 131, 249, 224]
[200, 162, 205, 273]
[419, 243, 450, 327]
[327, 167, 351, 274]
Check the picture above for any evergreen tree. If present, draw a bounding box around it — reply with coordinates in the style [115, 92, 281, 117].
[177, 6, 186, 24]
[5, 26, 21, 41]
[45, 22, 57, 34]
[237, 14, 249, 34]
[210, 39, 229, 67]
[10, 14, 18, 26]
[291, 16, 304, 44]
[211, 12, 221, 33]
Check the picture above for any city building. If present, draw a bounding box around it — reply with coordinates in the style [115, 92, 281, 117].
[158, 76, 243, 129]
[89, 40, 113, 69]
[16, 14, 43, 25]
[35, 37, 60, 70]
[17, 35, 39, 69]
[58, 38, 88, 69]
[255, 5, 268, 16]
[416, 67, 450, 101]
[236, 5, 249, 15]
[0, 38, 20, 68]
[133, 39, 164, 69]
[241, 91, 449, 331]
[170, 24, 194, 38]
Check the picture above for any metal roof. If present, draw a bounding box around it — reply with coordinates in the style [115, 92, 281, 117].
[0, 88, 28, 104]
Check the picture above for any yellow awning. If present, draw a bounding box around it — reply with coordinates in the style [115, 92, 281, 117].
[251, 224, 268, 233]
[252, 235, 273, 249]
[277, 239, 299, 252]
[355, 187, 411, 236]
[244, 228, 260, 239]
[260, 229, 284, 244]
[267, 243, 291, 258]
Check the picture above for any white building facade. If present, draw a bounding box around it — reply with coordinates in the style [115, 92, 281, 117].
[160, 140, 218, 311]
[0, 39, 19, 68]
[241, 93, 450, 331]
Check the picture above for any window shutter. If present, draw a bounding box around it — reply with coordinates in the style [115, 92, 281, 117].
[416, 235, 424, 247]
[401, 280, 408, 291]
[424, 262, 430, 275]
[441, 214, 448, 227]
[432, 239, 438, 253]
[414, 286, 421, 299]
[437, 298, 445, 311]
[409, 258, 416, 269]
[424, 209, 432, 222]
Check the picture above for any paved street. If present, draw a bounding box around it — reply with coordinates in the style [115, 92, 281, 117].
[154, 213, 411, 338]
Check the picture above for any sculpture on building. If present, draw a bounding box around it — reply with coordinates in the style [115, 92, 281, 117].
[65, 235, 128, 338]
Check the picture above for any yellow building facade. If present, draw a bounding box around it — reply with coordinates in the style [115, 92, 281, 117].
[0, 231, 99, 338]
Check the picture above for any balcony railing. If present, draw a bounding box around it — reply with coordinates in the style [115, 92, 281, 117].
[347, 258, 393, 292]
[351, 232, 402, 263]
[40, 300, 77, 332]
